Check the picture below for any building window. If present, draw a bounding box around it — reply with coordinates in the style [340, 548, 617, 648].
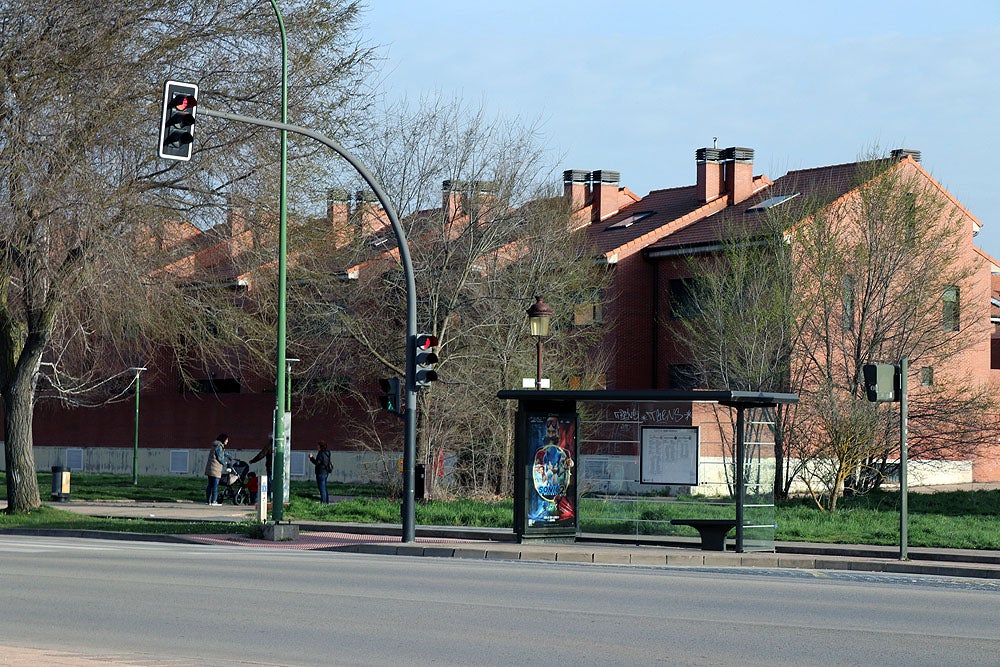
[573, 302, 604, 326]
[66, 448, 84, 472]
[190, 378, 241, 394]
[290, 451, 308, 477]
[669, 279, 699, 319]
[842, 274, 855, 331]
[170, 450, 190, 474]
[942, 286, 960, 332]
[921, 367, 934, 386]
[668, 364, 702, 390]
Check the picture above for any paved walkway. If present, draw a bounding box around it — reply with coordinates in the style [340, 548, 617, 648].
[2, 498, 996, 580]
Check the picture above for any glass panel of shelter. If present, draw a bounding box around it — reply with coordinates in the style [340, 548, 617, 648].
[577, 401, 777, 551]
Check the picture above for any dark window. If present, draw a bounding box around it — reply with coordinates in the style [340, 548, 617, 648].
[190, 378, 241, 394]
[842, 275, 855, 331]
[669, 279, 700, 319]
[942, 286, 960, 332]
[573, 302, 603, 326]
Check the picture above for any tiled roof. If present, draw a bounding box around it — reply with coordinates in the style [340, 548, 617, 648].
[648, 160, 864, 251]
[585, 185, 710, 256]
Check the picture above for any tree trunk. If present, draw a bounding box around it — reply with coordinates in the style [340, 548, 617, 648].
[4, 371, 40, 512]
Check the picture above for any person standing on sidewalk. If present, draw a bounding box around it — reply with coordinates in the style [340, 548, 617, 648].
[204, 433, 229, 505]
[308, 441, 333, 503]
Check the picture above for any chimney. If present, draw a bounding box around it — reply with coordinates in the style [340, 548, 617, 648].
[696, 147, 723, 202]
[442, 179, 467, 222]
[326, 188, 352, 248]
[891, 148, 921, 163]
[563, 169, 589, 209]
[354, 189, 386, 235]
[721, 147, 755, 204]
[590, 169, 621, 222]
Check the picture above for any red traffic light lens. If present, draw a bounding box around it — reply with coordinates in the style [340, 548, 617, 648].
[171, 94, 197, 111]
[417, 335, 438, 350]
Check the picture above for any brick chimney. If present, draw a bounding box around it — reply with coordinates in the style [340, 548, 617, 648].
[326, 188, 353, 248]
[696, 147, 723, 202]
[721, 147, 755, 204]
[590, 169, 621, 222]
[563, 169, 589, 210]
[442, 179, 468, 222]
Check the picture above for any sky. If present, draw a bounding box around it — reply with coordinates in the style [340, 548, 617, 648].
[361, 1, 1000, 258]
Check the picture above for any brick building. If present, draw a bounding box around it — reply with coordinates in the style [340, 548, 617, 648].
[9, 145, 1000, 488]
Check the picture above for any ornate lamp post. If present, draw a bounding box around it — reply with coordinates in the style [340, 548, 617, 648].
[526, 296, 553, 390]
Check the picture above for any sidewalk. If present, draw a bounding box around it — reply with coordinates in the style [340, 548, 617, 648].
[3, 499, 997, 580]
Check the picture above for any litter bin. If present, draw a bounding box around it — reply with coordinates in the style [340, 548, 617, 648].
[415, 463, 425, 501]
[51, 466, 71, 502]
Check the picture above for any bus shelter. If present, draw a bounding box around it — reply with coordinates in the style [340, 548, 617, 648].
[497, 389, 798, 553]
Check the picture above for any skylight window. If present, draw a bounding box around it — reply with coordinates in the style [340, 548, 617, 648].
[746, 193, 800, 213]
[606, 211, 654, 230]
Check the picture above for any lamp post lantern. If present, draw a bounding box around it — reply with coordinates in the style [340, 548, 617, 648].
[526, 295, 553, 390]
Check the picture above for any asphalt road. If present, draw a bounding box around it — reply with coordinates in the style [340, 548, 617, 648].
[1, 535, 998, 666]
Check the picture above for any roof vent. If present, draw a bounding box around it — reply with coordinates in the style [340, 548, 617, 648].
[563, 169, 589, 183]
[891, 148, 921, 163]
[721, 147, 754, 162]
[696, 147, 722, 163]
[590, 169, 620, 185]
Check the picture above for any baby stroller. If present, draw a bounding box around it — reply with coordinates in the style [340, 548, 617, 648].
[218, 458, 252, 505]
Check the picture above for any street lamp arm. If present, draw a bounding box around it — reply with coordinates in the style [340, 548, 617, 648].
[198, 106, 420, 541]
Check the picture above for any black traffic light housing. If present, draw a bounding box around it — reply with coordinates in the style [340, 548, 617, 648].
[378, 377, 402, 415]
[158, 81, 199, 161]
[863, 363, 900, 402]
[413, 334, 439, 388]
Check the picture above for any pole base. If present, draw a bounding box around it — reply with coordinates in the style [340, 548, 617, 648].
[262, 522, 299, 541]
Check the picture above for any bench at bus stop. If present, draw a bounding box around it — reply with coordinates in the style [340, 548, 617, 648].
[670, 518, 738, 551]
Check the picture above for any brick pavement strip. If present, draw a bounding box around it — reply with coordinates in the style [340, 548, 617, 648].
[0, 645, 194, 666]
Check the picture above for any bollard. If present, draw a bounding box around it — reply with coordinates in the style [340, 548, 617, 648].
[257, 474, 268, 523]
[50, 466, 71, 501]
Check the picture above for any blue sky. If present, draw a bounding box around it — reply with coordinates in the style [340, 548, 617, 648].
[362, 1, 1000, 258]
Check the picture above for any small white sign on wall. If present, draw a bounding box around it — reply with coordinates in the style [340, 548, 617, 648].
[640, 426, 699, 485]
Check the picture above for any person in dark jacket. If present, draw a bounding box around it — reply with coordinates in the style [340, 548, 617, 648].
[204, 433, 229, 505]
[308, 441, 333, 503]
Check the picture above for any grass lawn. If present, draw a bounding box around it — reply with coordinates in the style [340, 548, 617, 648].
[2, 473, 999, 549]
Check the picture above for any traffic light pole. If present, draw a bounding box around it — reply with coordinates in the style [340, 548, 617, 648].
[269, 0, 290, 523]
[899, 357, 908, 561]
[198, 107, 419, 541]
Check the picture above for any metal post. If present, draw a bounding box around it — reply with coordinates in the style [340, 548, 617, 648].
[267, 0, 289, 523]
[535, 338, 543, 390]
[735, 406, 745, 553]
[131, 367, 146, 485]
[899, 357, 908, 560]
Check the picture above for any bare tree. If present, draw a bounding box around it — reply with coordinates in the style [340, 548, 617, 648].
[675, 150, 998, 510]
[282, 95, 611, 497]
[675, 213, 804, 498]
[0, 0, 373, 512]
[792, 154, 997, 508]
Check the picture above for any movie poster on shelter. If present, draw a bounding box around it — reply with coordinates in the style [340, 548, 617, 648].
[526, 413, 578, 527]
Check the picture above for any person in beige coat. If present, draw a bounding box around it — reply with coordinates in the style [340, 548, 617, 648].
[204, 434, 229, 505]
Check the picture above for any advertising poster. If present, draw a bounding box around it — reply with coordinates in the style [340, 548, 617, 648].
[526, 413, 578, 529]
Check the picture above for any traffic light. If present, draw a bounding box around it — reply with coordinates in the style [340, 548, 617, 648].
[378, 377, 402, 414]
[413, 333, 439, 388]
[863, 363, 899, 402]
[158, 81, 199, 161]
